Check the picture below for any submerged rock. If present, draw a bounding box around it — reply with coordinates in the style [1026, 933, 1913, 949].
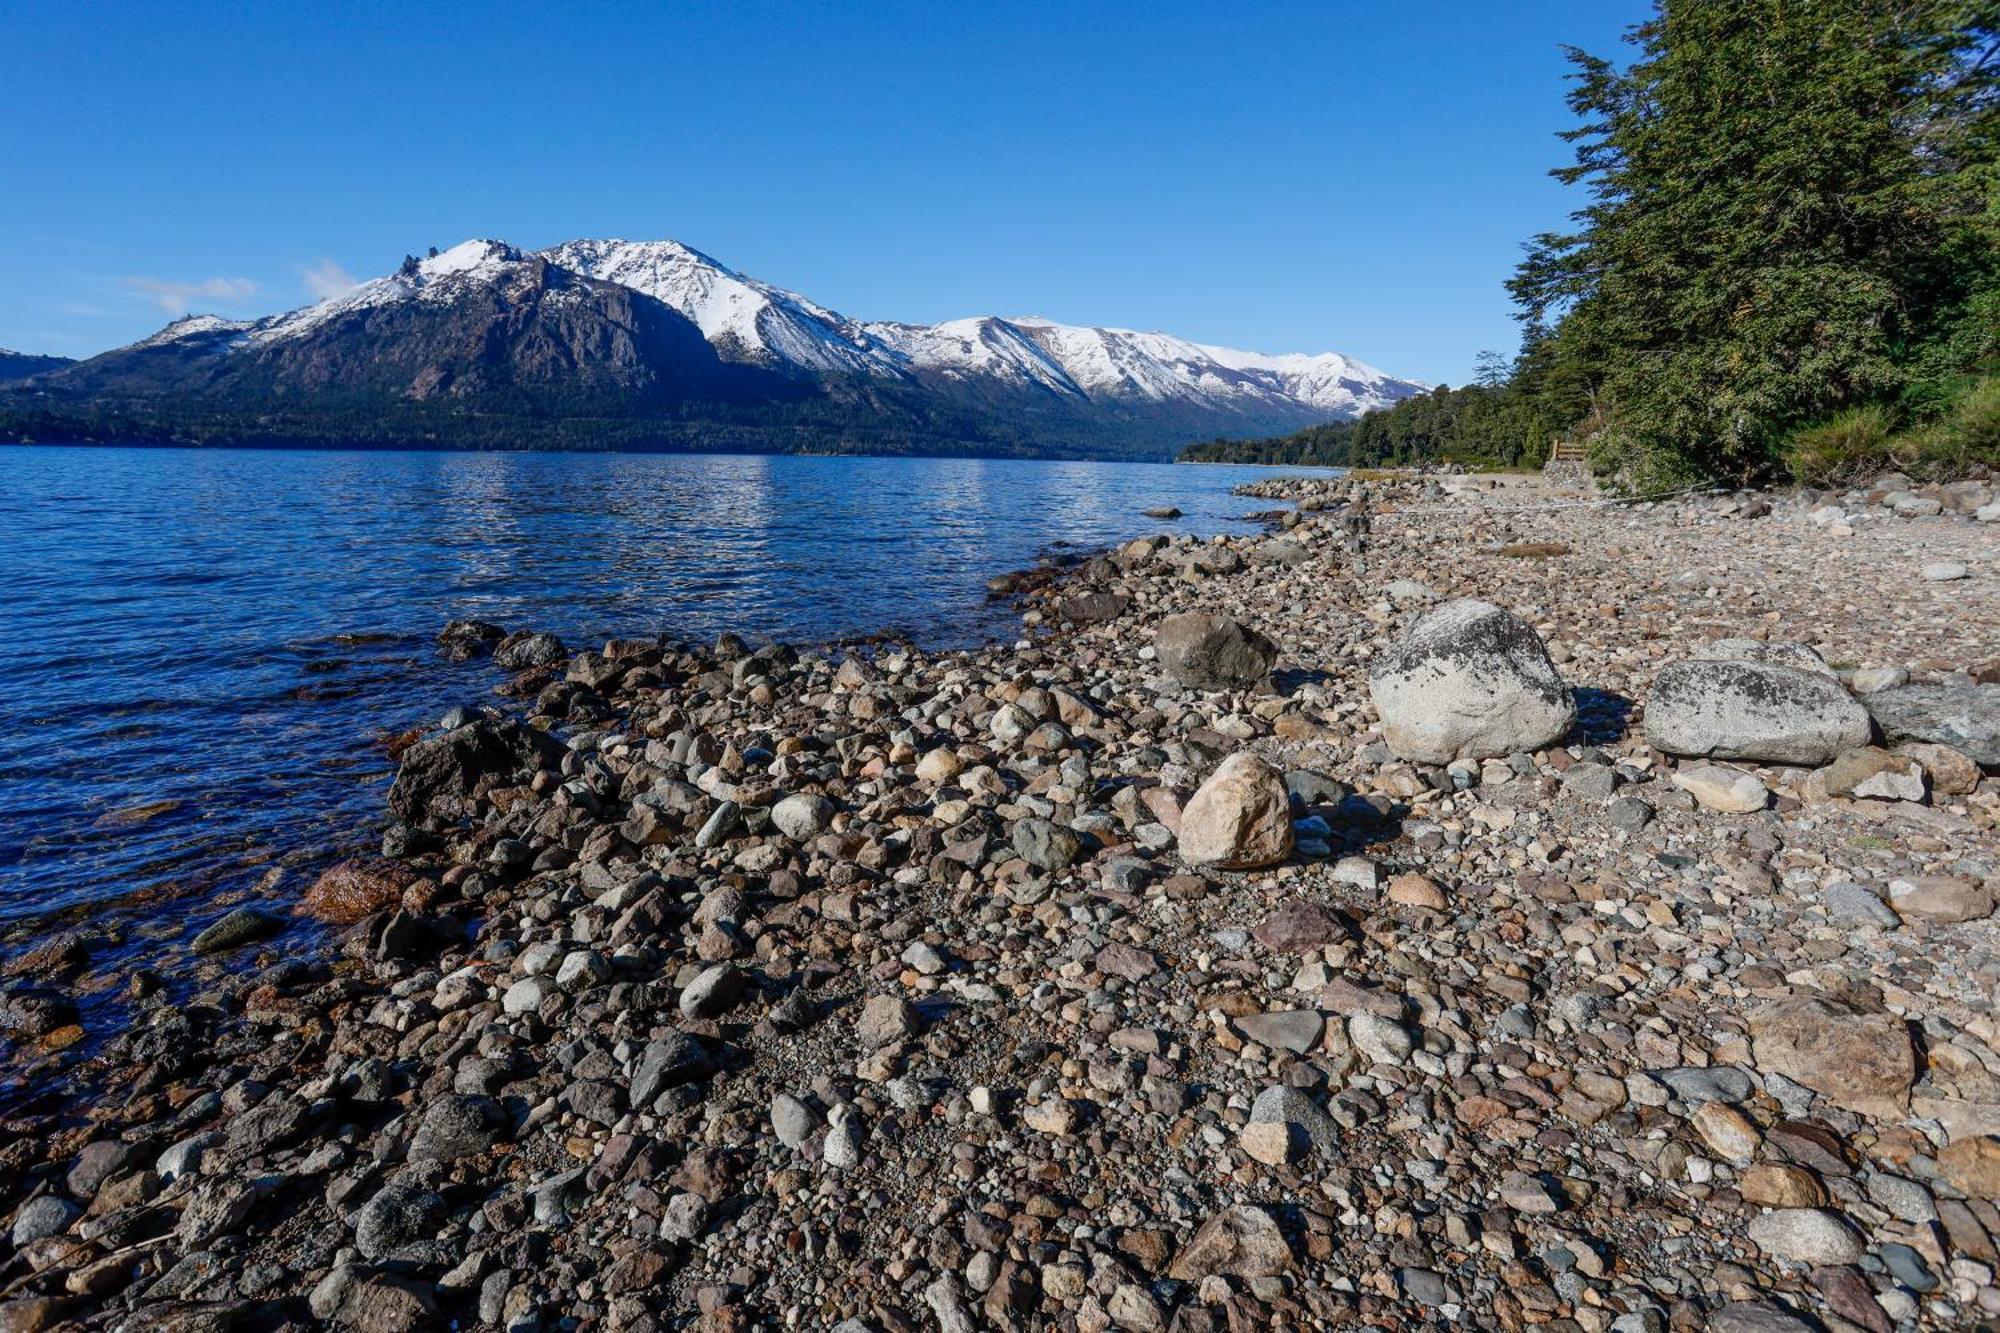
[190, 907, 283, 954]
[301, 856, 418, 924]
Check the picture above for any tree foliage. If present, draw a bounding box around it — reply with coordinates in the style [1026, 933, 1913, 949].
[1190, 1, 2000, 486]
[1512, 0, 2000, 485]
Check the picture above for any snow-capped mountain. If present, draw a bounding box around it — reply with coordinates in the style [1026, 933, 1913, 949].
[5, 237, 1425, 459]
[542, 237, 1420, 420]
[545, 238, 898, 378]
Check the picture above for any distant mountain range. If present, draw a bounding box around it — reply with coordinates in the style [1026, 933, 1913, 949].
[0, 350, 74, 383]
[0, 239, 1424, 459]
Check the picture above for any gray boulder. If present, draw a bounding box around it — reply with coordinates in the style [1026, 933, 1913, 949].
[1367, 600, 1575, 763]
[388, 718, 565, 832]
[11, 1194, 80, 1247]
[1646, 660, 1871, 765]
[1154, 613, 1277, 689]
[1703, 638, 1839, 678]
[1249, 1084, 1339, 1152]
[630, 1031, 714, 1107]
[1865, 683, 2000, 767]
[406, 1094, 507, 1163]
[353, 1181, 447, 1261]
[1012, 818, 1082, 872]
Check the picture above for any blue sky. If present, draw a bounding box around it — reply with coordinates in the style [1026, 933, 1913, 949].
[2, 0, 1649, 384]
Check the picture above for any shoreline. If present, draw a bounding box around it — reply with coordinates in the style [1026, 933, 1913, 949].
[2, 468, 1997, 1330]
[0, 438, 1340, 469]
[0, 449, 1309, 1095]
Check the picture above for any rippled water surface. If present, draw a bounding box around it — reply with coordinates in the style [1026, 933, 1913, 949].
[0, 446, 1321, 940]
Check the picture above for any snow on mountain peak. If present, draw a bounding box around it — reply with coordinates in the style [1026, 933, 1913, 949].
[418, 238, 520, 279]
[238, 238, 541, 345]
[121, 233, 1421, 425]
[542, 237, 892, 376]
[135, 314, 256, 348]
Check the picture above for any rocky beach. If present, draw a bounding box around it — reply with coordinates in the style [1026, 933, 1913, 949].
[3, 467, 1999, 1333]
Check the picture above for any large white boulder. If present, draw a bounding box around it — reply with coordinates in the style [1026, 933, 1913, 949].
[1646, 659, 1871, 765]
[1367, 600, 1575, 763]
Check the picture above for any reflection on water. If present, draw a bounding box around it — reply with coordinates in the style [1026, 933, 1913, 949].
[0, 445, 1327, 936]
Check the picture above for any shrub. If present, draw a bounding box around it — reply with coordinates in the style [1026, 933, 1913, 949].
[1784, 405, 1897, 487]
[1914, 375, 2000, 474]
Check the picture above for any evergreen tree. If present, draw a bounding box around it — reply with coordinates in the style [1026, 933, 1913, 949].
[1512, 0, 2000, 486]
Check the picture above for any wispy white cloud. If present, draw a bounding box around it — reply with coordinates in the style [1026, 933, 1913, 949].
[121, 275, 259, 315]
[300, 257, 359, 302]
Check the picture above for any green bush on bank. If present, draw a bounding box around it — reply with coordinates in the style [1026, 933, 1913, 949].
[1785, 374, 2000, 486]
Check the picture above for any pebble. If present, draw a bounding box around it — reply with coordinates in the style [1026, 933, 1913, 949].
[1673, 763, 1770, 813]
[1745, 1208, 1867, 1265]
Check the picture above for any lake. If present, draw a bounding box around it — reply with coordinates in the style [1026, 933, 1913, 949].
[0, 446, 1321, 955]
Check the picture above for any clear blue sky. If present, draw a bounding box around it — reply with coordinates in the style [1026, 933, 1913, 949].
[2, 0, 1649, 385]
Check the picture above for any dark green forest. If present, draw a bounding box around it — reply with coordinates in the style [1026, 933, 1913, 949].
[1188, 0, 2000, 488]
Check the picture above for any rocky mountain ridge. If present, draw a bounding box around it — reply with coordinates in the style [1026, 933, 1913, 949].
[1, 239, 1424, 458]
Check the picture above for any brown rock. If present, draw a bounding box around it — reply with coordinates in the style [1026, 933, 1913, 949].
[1, 934, 91, 981]
[1239, 1121, 1297, 1166]
[1897, 741, 1981, 795]
[1177, 753, 1294, 869]
[1094, 941, 1159, 982]
[1750, 996, 1915, 1115]
[1691, 1102, 1761, 1164]
[1938, 1136, 2000, 1199]
[1740, 1164, 1829, 1208]
[1811, 1265, 1892, 1333]
[603, 1250, 676, 1296]
[302, 856, 418, 924]
[1455, 1096, 1512, 1129]
[0, 1298, 70, 1333]
[1892, 874, 1995, 924]
[1167, 1205, 1293, 1280]
[1251, 902, 1350, 953]
[1820, 747, 1926, 801]
[1387, 873, 1447, 910]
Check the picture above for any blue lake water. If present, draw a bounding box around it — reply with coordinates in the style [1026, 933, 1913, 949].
[0, 446, 1320, 948]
